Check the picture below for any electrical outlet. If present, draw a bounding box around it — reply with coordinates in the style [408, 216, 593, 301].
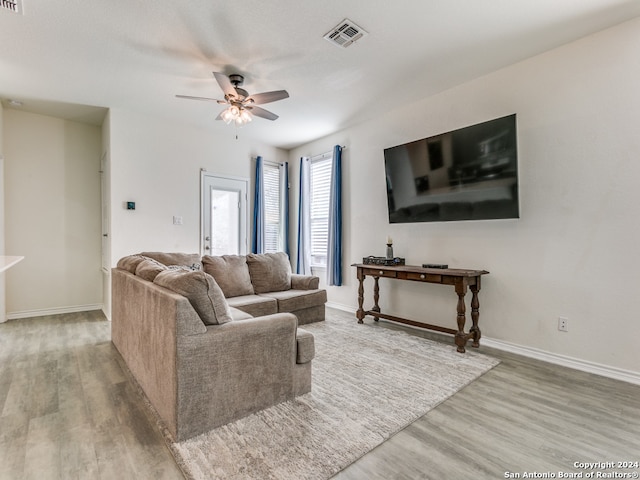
[173, 216, 183, 225]
[558, 316, 569, 332]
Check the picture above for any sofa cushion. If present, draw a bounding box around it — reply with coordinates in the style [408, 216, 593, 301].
[291, 274, 320, 290]
[296, 328, 315, 364]
[246, 252, 291, 293]
[117, 254, 148, 273]
[292, 304, 325, 326]
[140, 252, 202, 270]
[259, 289, 327, 313]
[226, 294, 278, 317]
[135, 258, 167, 282]
[154, 270, 232, 325]
[228, 307, 254, 321]
[202, 255, 254, 298]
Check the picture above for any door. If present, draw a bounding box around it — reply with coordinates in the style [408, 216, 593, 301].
[100, 151, 110, 272]
[201, 172, 248, 256]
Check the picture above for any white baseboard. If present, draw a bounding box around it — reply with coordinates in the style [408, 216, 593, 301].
[7, 303, 104, 320]
[481, 337, 640, 386]
[325, 303, 640, 386]
[326, 301, 355, 313]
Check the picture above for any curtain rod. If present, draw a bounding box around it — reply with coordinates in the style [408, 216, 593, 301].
[251, 157, 287, 166]
[310, 145, 346, 161]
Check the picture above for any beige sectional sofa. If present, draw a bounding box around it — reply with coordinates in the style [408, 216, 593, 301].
[202, 252, 327, 324]
[111, 251, 325, 441]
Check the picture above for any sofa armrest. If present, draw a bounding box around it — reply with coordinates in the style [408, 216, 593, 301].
[111, 267, 205, 441]
[296, 328, 315, 364]
[291, 274, 319, 290]
[175, 312, 301, 440]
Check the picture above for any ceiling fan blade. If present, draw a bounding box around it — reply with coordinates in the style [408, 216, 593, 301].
[213, 72, 238, 99]
[176, 94, 226, 104]
[245, 90, 289, 105]
[247, 106, 279, 121]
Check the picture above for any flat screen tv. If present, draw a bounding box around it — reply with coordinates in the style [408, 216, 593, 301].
[384, 114, 519, 223]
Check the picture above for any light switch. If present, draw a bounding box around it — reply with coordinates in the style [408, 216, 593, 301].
[173, 216, 183, 225]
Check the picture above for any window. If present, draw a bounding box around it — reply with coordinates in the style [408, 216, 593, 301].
[263, 162, 285, 254]
[310, 156, 332, 267]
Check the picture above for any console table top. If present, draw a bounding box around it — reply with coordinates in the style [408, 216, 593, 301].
[352, 263, 489, 277]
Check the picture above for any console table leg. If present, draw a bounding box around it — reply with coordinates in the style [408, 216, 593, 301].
[356, 272, 365, 324]
[470, 284, 481, 348]
[454, 284, 468, 353]
[372, 277, 381, 321]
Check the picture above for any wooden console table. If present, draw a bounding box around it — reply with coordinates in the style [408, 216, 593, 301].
[352, 264, 489, 353]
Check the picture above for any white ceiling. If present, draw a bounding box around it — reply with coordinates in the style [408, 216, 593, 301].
[2, 0, 640, 150]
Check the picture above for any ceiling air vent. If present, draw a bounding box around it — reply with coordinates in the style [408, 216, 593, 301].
[324, 19, 368, 48]
[1, 0, 23, 14]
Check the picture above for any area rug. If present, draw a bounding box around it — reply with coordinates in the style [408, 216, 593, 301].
[166, 309, 499, 480]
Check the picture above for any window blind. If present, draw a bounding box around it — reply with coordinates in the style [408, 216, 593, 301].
[310, 157, 332, 266]
[263, 163, 281, 253]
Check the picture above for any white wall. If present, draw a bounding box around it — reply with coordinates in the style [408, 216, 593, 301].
[289, 18, 640, 375]
[108, 109, 286, 266]
[4, 110, 103, 316]
[0, 102, 5, 321]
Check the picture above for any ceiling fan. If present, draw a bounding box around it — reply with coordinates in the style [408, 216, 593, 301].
[176, 72, 289, 126]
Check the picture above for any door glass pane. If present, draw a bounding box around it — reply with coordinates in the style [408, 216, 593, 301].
[210, 188, 240, 255]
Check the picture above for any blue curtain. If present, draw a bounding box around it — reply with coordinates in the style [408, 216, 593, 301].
[296, 157, 311, 274]
[326, 146, 342, 286]
[252, 156, 265, 254]
[279, 162, 290, 256]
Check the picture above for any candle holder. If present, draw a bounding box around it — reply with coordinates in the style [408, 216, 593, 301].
[386, 243, 394, 260]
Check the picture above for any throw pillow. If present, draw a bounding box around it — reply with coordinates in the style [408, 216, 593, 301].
[117, 254, 147, 273]
[154, 269, 232, 325]
[246, 252, 292, 293]
[139, 252, 202, 270]
[202, 255, 254, 298]
[135, 258, 167, 281]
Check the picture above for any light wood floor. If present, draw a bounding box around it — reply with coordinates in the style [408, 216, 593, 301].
[0, 311, 182, 480]
[1, 310, 638, 480]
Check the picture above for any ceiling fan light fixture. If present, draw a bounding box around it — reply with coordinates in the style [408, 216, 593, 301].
[238, 109, 252, 125]
[177, 72, 287, 127]
[221, 105, 252, 126]
[220, 106, 236, 124]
